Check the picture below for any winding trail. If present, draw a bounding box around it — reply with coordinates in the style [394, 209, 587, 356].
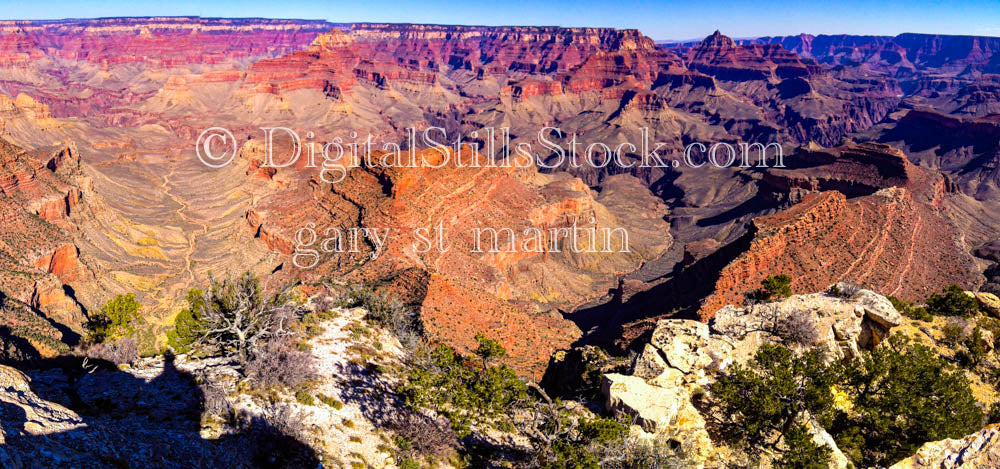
[157, 163, 211, 313]
[889, 214, 922, 297]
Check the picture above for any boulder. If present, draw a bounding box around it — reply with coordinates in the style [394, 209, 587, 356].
[0, 365, 85, 437]
[890, 424, 1000, 468]
[852, 287, 902, 329]
[961, 321, 995, 352]
[602, 373, 713, 462]
[975, 292, 1000, 318]
[632, 344, 684, 388]
[648, 320, 712, 374]
[604, 286, 905, 467]
[603, 373, 683, 433]
[631, 344, 669, 380]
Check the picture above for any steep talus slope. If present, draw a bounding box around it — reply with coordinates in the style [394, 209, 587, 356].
[698, 188, 977, 319]
[694, 142, 980, 320]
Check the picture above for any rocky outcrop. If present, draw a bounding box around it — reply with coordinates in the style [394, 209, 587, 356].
[0, 138, 91, 349]
[975, 292, 1000, 318]
[602, 321, 716, 462]
[686, 30, 822, 81]
[713, 284, 902, 359]
[890, 424, 1000, 469]
[0, 365, 84, 440]
[698, 180, 980, 320]
[763, 142, 917, 198]
[603, 286, 897, 466]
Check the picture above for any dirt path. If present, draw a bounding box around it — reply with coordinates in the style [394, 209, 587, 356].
[156, 163, 211, 315]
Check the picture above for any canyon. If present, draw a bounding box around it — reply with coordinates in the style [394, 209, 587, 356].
[0, 17, 999, 375]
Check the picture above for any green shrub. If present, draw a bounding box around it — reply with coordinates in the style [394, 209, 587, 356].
[340, 286, 421, 349]
[183, 272, 307, 370]
[941, 319, 966, 346]
[777, 424, 833, 469]
[712, 334, 983, 468]
[709, 344, 839, 463]
[86, 293, 142, 343]
[926, 284, 978, 317]
[989, 402, 1000, 425]
[166, 289, 203, 353]
[827, 283, 862, 299]
[397, 458, 420, 469]
[833, 334, 983, 466]
[401, 335, 527, 437]
[887, 296, 932, 321]
[318, 393, 344, 409]
[577, 417, 628, 443]
[473, 333, 506, 366]
[536, 414, 681, 469]
[746, 274, 793, 303]
[295, 391, 315, 406]
[959, 326, 989, 370]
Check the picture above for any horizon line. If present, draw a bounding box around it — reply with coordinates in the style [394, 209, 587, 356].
[0, 16, 997, 41]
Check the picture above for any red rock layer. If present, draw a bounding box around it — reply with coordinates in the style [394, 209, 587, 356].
[763, 142, 926, 198]
[0, 138, 91, 349]
[685, 30, 823, 81]
[698, 186, 978, 320]
[243, 24, 683, 98]
[239, 145, 670, 375]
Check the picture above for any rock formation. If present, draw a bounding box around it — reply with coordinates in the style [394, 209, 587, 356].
[890, 424, 1000, 469]
[604, 284, 900, 467]
[0, 18, 999, 376]
[0, 364, 85, 468]
[693, 142, 981, 321]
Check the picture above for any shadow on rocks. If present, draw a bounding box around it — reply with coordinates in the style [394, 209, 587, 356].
[0, 352, 321, 469]
[334, 360, 401, 427]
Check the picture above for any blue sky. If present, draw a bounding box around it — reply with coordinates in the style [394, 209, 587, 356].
[2, 0, 998, 41]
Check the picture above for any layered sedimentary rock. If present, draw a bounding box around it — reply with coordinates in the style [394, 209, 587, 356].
[751, 33, 1000, 74]
[686, 30, 823, 81]
[238, 144, 672, 374]
[1, 18, 1000, 374]
[0, 17, 335, 120]
[0, 17, 335, 66]
[763, 142, 926, 198]
[859, 109, 1000, 199]
[749, 33, 1000, 120]
[0, 137, 92, 348]
[698, 187, 978, 319]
